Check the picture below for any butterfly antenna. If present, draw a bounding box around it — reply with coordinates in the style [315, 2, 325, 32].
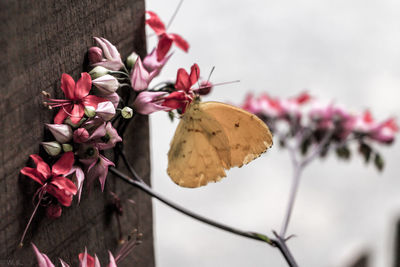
[166, 0, 184, 30]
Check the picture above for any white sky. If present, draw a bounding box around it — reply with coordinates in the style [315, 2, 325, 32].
[144, 0, 400, 266]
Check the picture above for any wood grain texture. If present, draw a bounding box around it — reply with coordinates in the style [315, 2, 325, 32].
[0, 0, 155, 266]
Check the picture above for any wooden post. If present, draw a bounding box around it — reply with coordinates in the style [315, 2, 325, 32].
[0, 1, 154, 266]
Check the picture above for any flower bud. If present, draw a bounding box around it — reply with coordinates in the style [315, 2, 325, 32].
[89, 66, 109, 79]
[126, 52, 139, 69]
[46, 204, 62, 219]
[88, 46, 103, 65]
[92, 74, 119, 95]
[45, 124, 73, 143]
[84, 106, 96, 118]
[62, 143, 73, 152]
[121, 106, 133, 119]
[41, 141, 62, 156]
[74, 128, 90, 143]
[96, 101, 116, 121]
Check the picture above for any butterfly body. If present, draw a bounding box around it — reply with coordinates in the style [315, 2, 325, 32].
[167, 100, 273, 188]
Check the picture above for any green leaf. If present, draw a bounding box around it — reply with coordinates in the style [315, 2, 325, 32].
[374, 152, 384, 171]
[168, 111, 175, 122]
[359, 143, 372, 163]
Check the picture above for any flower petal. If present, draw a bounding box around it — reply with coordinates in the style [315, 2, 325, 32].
[175, 69, 191, 91]
[130, 57, 151, 91]
[31, 243, 55, 267]
[156, 35, 173, 61]
[75, 73, 92, 100]
[61, 74, 75, 100]
[146, 11, 166, 35]
[52, 151, 74, 176]
[189, 63, 200, 88]
[169, 33, 190, 52]
[51, 176, 77, 195]
[30, 154, 51, 180]
[108, 251, 117, 267]
[20, 167, 44, 185]
[133, 91, 170, 115]
[70, 104, 85, 124]
[54, 104, 73, 124]
[83, 95, 108, 109]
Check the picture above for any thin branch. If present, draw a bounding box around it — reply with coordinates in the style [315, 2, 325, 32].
[109, 166, 273, 244]
[112, 149, 299, 267]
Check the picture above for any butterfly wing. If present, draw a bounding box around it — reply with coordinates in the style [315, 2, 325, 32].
[200, 101, 273, 168]
[167, 101, 273, 188]
[167, 102, 231, 188]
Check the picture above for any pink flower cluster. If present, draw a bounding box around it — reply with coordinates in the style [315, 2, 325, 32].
[242, 92, 398, 167]
[32, 243, 117, 267]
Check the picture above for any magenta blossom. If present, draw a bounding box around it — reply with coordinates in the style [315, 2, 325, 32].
[143, 48, 173, 75]
[130, 57, 157, 91]
[32, 244, 118, 267]
[85, 154, 115, 191]
[48, 73, 108, 124]
[133, 91, 171, 115]
[92, 37, 124, 71]
[146, 11, 189, 61]
[20, 152, 77, 207]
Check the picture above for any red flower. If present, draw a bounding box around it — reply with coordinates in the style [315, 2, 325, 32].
[47, 73, 107, 124]
[146, 11, 189, 61]
[20, 152, 77, 206]
[160, 64, 200, 113]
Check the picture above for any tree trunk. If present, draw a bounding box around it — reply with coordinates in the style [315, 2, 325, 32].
[0, 0, 154, 266]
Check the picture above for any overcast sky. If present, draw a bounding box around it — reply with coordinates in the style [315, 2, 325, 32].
[144, 0, 400, 266]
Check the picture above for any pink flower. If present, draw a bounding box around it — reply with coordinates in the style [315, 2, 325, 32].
[32, 243, 55, 267]
[92, 37, 124, 71]
[20, 152, 77, 206]
[353, 110, 376, 133]
[146, 11, 189, 61]
[48, 73, 108, 124]
[86, 155, 115, 192]
[130, 57, 157, 91]
[257, 93, 283, 118]
[32, 244, 118, 267]
[143, 48, 173, 75]
[241, 93, 262, 114]
[79, 249, 117, 267]
[371, 117, 398, 144]
[96, 122, 122, 150]
[133, 91, 171, 115]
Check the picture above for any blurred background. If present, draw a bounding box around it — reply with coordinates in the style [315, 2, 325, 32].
[144, 0, 400, 266]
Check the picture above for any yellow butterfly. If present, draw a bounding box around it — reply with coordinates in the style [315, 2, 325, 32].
[167, 99, 273, 188]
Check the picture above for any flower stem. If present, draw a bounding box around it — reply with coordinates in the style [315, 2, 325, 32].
[109, 71, 130, 78]
[279, 163, 302, 238]
[19, 189, 45, 247]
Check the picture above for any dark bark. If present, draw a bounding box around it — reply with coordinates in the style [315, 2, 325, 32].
[0, 0, 154, 266]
